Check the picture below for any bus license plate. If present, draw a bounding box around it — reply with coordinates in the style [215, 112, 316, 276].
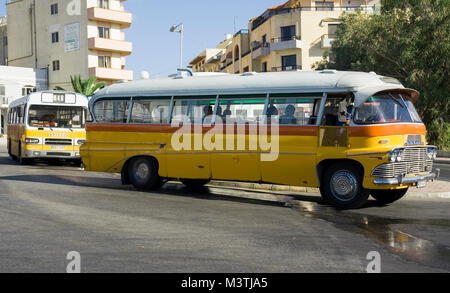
[51, 146, 66, 150]
[417, 180, 427, 188]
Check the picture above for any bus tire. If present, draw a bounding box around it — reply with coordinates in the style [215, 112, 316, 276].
[321, 162, 369, 209]
[180, 179, 210, 189]
[17, 143, 30, 165]
[128, 157, 162, 191]
[7, 139, 12, 158]
[371, 188, 408, 205]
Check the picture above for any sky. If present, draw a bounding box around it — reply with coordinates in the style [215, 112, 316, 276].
[0, 0, 283, 79]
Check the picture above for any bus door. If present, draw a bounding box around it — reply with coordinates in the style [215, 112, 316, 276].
[166, 97, 216, 179]
[316, 96, 351, 163]
[260, 94, 322, 187]
[210, 96, 266, 182]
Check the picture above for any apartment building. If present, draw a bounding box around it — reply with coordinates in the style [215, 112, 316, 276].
[188, 35, 233, 73]
[6, 0, 133, 90]
[0, 17, 7, 65]
[190, 0, 380, 74]
[0, 65, 48, 135]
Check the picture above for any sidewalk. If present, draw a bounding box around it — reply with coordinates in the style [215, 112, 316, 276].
[208, 179, 450, 200]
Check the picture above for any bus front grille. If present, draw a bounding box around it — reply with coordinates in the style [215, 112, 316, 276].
[46, 152, 72, 157]
[371, 147, 434, 178]
[45, 139, 72, 145]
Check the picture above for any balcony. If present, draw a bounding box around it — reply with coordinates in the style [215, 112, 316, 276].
[87, 7, 132, 29]
[271, 65, 302, 72]
[89, 67, 133, 81]
[321, 34, 336, 48]
[252, 43, 270, 60]
[88, 37, 132, 56]
[270, 36, 302, 51]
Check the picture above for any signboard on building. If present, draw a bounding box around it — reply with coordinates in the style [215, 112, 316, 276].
[64, 22, 80, 52]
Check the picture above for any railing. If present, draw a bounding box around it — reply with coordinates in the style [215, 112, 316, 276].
[251, 5, 376, 31]
[271, 35, 301, 43]
[251, 42, 270, 51]
[271, 65, 302, 72]
[241, 50, 251, 58]
[234, 29, 249, 36]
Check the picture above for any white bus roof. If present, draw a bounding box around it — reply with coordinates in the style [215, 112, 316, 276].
[92, 71, 419, 107]
[8, 91, 88, 109]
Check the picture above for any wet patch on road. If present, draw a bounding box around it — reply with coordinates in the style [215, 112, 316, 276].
[289, 201, 450, 271]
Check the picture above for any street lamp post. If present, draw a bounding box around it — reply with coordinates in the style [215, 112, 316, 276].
[170, 23, 184, 69]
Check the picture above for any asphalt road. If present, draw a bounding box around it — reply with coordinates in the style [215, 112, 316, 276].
[435, 162, 450, 182]
[0, 153, 449, 273]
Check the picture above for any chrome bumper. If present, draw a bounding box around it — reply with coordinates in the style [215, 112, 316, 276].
[373, 169, 440, 185]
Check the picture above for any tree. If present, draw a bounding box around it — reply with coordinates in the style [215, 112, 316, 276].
[313, 0, 450, 149]
[56, 75, 107, 97]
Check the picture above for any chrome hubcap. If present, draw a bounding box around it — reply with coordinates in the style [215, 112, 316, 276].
[135, 162, 150, 181]
[331, 171, 358, 201]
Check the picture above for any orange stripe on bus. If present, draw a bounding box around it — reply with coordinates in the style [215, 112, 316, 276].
[349, 124, 426, 137]
[86, 123, 319, 136]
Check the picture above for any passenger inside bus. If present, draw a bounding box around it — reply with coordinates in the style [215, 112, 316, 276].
[279, 104, 298, 124]
[266, 103, 278, 123]
[203, 105, 213, 124]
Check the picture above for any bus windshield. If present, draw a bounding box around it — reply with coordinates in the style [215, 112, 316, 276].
[353, 94, 422, 124]
[28, 105, 86, 128]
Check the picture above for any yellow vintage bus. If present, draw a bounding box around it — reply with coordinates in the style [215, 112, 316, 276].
[80, 71, 439, 209]
[7, 91, 88, 165]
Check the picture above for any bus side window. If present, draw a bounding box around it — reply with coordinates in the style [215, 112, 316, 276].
[217, 97, 265, 125]
[171, 97, 216, 124]
[130, 99, 171, 124]
[94, 99, 131, 123]
[268, 97, 318, 125]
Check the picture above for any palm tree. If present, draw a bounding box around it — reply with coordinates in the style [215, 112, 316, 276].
[56, 75, 107, 96]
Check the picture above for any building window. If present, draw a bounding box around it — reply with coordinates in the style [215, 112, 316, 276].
[328, 24, 338, 37]
[262, 34, 267, 45]
[52, 60, 60, 71]
[281, 55, 297, 71]
[315, 1, 334, 11]
[280, 25, 296, 41]
[98, 27, 110, 39]
[98, 0, 110, 9]
[50, 3, 58, 15]
[98, 56, 111, 68]
[261, 62, 267, 72]
[22, 86, 35, 96]
[51, 32, 59, 43]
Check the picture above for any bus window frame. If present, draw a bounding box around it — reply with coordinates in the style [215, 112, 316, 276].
[170, 95, 218, 125]
[216, 93, 268, 126]
[128, 96, 173, 125]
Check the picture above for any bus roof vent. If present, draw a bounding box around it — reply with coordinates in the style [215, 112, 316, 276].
[241, 72, 257, 77]
[320, 69, 337, 74]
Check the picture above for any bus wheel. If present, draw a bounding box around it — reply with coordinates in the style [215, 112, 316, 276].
[180, 179, 210, 189]
[321, 162, 369, 209]
[7, 139, 12, 158]
[371, 188, 408, 205]
[17, 143, 28, 165]
[128, 157, 162, 191]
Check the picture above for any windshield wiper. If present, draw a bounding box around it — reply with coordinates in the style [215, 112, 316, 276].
[389, 94, 406, 108]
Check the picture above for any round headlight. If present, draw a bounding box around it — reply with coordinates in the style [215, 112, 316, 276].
[396, 149, 403, 162]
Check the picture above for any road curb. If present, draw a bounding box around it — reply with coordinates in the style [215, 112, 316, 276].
[207, 180, 450, 201]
